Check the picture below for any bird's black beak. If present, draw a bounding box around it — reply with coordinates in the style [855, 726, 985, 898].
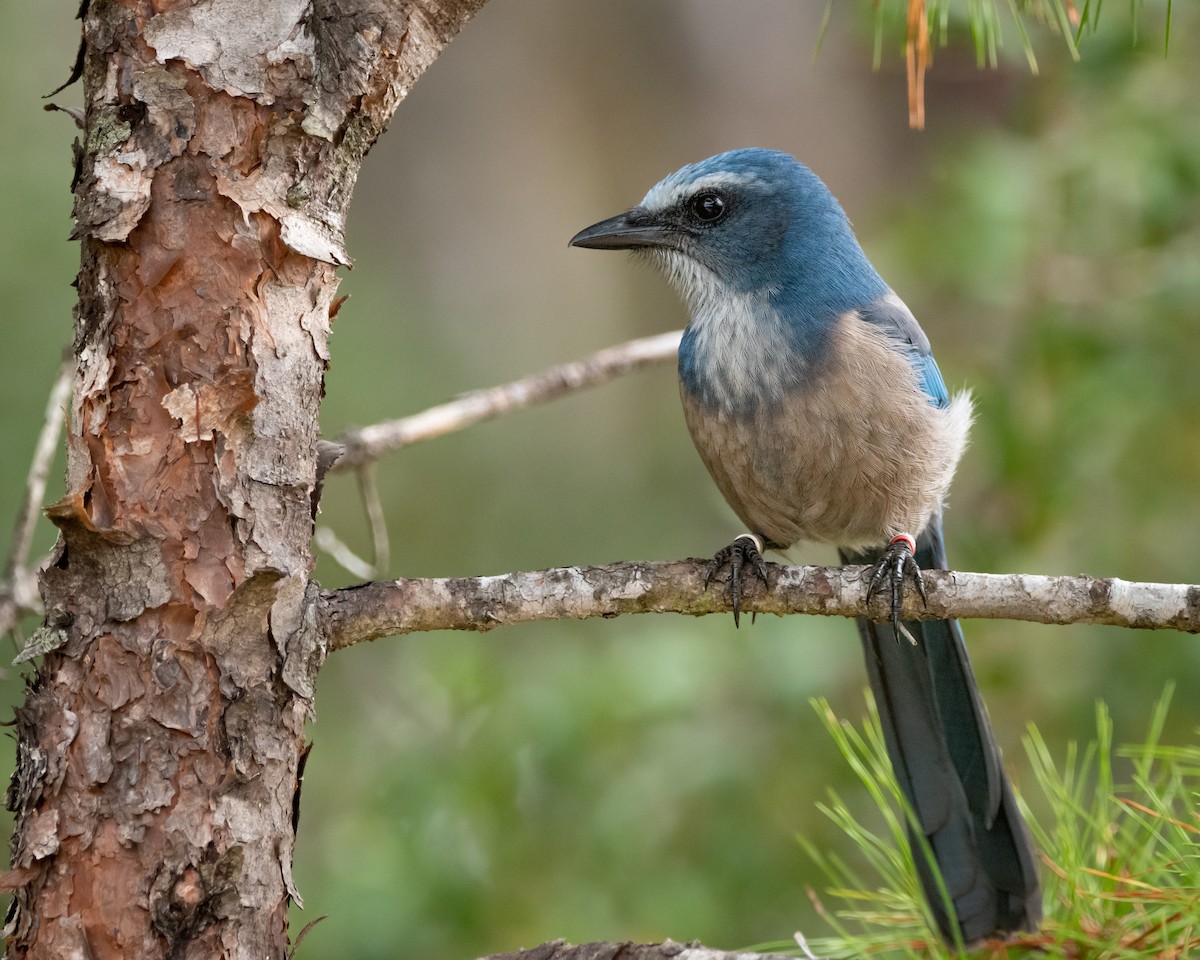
[569, 207, 673, 250]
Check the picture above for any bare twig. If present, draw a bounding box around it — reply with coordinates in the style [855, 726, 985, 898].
[357, 464, 389, 575]
[321, 561, 1200, 650]
[327, 330, 682, 470]
[479, 939, 795, 960]
[313, 527, 378, 581]
[313, 465, 390, 579]
[906, 0, 929, 130]
[1, 358, 72, 636]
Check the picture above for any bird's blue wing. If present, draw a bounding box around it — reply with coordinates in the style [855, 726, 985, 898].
[859, 295, 950, 410]
[912, 353, 951, 410]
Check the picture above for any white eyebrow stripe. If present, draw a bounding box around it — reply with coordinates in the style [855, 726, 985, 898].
[642, 170, 765, 213]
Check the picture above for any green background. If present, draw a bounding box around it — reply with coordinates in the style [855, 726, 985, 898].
[0, 2, 1194, 957]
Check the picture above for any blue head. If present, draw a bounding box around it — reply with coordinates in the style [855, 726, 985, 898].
[570, 149, 890, 406]
[571, 148, 887, 320]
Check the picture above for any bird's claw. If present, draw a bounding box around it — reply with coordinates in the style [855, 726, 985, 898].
[866, 534, 926, 644]
[704, 534, 769, 627]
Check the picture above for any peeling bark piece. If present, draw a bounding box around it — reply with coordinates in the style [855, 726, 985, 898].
[13, 626, 71, 665]
[161, 369, 258, 443]
[144, 0, 315, 104]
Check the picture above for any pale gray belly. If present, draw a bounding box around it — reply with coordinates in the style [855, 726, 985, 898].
[680, 344, 972, 550]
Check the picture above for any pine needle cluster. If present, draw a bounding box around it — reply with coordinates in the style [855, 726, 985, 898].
[761, 685, 1198, 958]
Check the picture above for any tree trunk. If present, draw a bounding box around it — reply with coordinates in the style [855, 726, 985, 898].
[4, 1, 484, 957]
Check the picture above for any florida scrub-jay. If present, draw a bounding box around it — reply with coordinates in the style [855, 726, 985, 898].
[570, 148, 1041, 944]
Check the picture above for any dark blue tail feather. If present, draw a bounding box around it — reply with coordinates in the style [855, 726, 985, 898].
[841, 515, 1041, 943]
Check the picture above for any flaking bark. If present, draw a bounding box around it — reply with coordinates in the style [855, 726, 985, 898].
[6, 2, 484, 958]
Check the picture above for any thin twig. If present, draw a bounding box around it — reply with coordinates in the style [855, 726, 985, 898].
[906, 0, 929, 130]
[313, 527, 378, 581]
[327, 330, 682, 470]
[357, 464, 389, 576]
[320, 561, 1200, 650]
[1, 358, 72, 636]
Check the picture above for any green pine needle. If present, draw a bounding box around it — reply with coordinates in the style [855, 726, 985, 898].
[793, 684, 1200, 958]
[860, 0, 1171, 75]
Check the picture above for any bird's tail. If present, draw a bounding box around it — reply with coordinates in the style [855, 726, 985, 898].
[840, 516, 1042, 944]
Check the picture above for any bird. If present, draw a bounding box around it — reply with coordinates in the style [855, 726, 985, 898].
[569, 148, 1041, 944]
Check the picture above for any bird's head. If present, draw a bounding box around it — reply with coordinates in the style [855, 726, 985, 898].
[570, 148, 885, 313]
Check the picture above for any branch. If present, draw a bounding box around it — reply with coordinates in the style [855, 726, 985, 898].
[479, 939, 796, 960]
[0, 358, 72, 636]
[325, 330, 682, 470]
[321, 561, 1200, 650]
[314, 463, 391, 579]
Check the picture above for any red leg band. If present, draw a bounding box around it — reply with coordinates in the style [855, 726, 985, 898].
[889, 533, 916, 554]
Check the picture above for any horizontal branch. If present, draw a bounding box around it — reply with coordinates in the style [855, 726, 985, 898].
[320, 560, 1200, 650]
[326, 330, 682, 469]
[480, 940, 796, 960]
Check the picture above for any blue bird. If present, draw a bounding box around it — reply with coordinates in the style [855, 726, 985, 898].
[571, 148, 1041, 944]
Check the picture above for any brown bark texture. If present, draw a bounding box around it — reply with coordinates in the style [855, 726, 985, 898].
[4, 1, 484, 958]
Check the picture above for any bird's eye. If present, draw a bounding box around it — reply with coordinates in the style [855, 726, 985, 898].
[688, 192, 727, 224]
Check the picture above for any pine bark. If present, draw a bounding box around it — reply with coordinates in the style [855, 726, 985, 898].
[4, 1, 484, 957]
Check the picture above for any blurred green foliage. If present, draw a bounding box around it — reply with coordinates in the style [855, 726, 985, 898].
[0, 2, 1196, 959]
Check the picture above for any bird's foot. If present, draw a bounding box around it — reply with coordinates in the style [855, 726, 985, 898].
[704, 533, 769, 627]
[865, 533, 927, 644]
